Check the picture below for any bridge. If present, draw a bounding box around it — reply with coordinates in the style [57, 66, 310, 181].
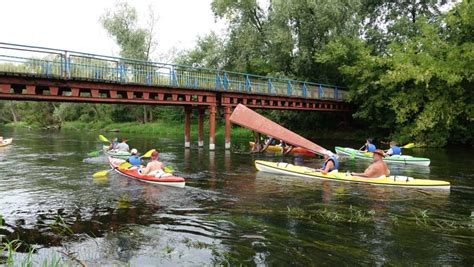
[0, 42, 350, 150]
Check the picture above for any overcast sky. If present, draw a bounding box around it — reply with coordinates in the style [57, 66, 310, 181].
[0, 0, 225, 61]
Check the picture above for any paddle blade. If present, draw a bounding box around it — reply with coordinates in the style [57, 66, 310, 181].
[99, 135, 110, 143]
[403, 143, 415, 149]
[164, 166, 174, 173]
[141, 149, 156, 158]
[93, 169, 110, 178]
[88, 150, 100, 157]
[118, 162, 132, 169]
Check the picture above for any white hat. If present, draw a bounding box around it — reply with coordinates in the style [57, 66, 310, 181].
[131, 148, 138, 155]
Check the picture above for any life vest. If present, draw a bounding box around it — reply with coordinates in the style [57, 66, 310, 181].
[391, 146, 401, 155]
[128, 155, 141, 166]
[367, 143, 376, 152]
[322, 156, 339, 172]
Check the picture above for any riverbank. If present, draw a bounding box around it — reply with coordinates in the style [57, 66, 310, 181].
[3, 120, 360, 141]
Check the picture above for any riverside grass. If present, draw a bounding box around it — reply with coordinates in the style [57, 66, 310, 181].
[62, 120, 253, 139]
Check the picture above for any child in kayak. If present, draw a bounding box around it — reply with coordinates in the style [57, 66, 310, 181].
[351, 149, 390, 178]
[316, 151, 339, 174]
[385, 141, 401, 156]
[127, 148, 142, 167]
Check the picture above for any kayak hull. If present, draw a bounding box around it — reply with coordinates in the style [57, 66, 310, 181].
[108, 157, 185, 188]
[103, 145, 131, 159]
[255, 160, 449, 190]
[0, 138, 13, 147]
[335, 146, 431, 166]
[249, 142, 316, 156]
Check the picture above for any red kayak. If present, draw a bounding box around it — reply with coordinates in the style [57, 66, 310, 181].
[108, 157, 185, 188]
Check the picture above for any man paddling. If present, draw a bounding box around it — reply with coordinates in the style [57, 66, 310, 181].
[115, 137, 130, 152]
[351, 149, 390, 178]
[140, 150, 164, 175]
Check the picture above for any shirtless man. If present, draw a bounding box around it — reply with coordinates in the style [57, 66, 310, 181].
[140, 150, 164, 175]
[351, 149, 390, 178]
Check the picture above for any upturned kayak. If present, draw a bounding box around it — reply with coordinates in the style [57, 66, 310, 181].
[249, 142, 316, 156]
[335, 146, 431, 166]
[102, 145, 131, 159]
[255, 160, 449, 190]
[108, 157, 185, 188]
[0, 138, 13, 147]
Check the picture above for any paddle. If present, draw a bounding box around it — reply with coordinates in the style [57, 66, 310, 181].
[87, 150, 100, 157]
[99, 135, 110, 143]
[402, 143, 415, 149]
[92, 149, 156, 178]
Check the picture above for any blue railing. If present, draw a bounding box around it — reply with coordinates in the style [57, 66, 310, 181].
[0, 42, 347, 101]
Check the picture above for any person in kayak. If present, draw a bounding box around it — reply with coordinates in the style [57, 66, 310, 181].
[127, 148, 142, 167]
[316, 151, 339, 174]
[140, 150, 164, 175]
[115, 137, 130, 152]
[362, 138, 376, 152]
[351, 149, 390, 178]
[108, 137, 120, 150]
[385, 141, 401, 156]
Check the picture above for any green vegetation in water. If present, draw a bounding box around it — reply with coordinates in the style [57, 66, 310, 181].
[287, 205, 376, 224]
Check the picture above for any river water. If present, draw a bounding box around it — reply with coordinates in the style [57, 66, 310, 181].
[0, 128, 473, 265]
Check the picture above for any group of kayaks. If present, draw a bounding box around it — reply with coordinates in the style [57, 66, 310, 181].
[252, 143, 449, 189]
[229, 104, 450, 190]
[98, 137, 185, 188]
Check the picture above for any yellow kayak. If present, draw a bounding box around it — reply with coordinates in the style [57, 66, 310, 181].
[0, 138, 13, 147]
[255, 160, 450, 190]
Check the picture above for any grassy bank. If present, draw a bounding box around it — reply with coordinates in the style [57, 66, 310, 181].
[61, 120, 254, 139]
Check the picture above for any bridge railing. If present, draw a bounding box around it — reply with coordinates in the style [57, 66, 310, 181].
[0, 42, 347, 101]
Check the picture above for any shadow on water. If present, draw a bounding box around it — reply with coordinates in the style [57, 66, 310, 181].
[0, 129, 473, 265]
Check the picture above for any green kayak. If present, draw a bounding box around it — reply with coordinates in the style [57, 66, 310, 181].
[102, 145, 131, 159]
[335, 146, 431, 166]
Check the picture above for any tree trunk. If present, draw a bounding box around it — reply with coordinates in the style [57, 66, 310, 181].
[143, 106, 147, 124]
[9, 103, 18, 123]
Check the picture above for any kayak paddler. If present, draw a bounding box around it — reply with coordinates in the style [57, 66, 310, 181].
[127, 148, 142, 167]
[140, 150, 164, 175]
[385, 141, 401, 156]
[351, 149, 390, 178]
[316, 151, 339, 174]
[362, 138, 376, 152]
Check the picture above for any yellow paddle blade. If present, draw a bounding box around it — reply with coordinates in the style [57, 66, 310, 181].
[118, 162, 132, 169]
[93, 169, 110, 178]
[364, 152, 374, 157]
[164, 166, 174, 173]
[141, 149, 156, 158]
[99, 135, 110, 143]
[402, 143, 415, 149]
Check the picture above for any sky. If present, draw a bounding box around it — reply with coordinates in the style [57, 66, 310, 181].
[0, 0, 225, 61]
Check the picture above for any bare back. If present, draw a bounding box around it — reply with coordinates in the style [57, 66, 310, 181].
[141, 160, 164, 175]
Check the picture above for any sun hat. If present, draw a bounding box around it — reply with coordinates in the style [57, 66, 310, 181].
[373, 149, 385, 157]
[131, 148, 138, 155]
[151, 150, 159, 159]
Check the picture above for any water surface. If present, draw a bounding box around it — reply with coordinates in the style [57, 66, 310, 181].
[0, 128, 473, 265]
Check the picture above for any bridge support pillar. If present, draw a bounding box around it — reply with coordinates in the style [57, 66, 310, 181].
[184, 106, 191, 148]
[198, 108, 204, 147]
[209, 105, 216, 150]
[223, 106, 232, 149]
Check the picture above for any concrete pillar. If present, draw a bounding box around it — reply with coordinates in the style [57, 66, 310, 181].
[209, 105, 216, 150]
[198, 108, 204, 147]
[223, 106, 232, 149]
[184, 106, 191, 148]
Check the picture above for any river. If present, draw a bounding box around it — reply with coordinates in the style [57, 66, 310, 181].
[0, 128, 473, 265]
